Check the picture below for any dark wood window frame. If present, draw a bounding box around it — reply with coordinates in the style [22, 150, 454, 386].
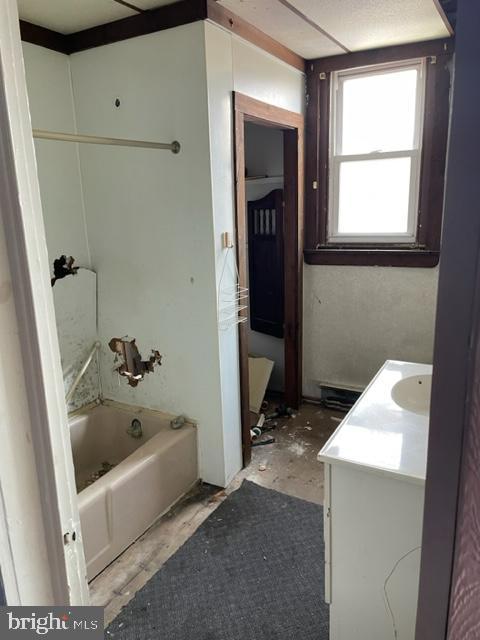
[305, 38, 454, 267]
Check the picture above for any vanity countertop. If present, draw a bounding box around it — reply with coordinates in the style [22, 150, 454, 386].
[318, 360, 432, 485]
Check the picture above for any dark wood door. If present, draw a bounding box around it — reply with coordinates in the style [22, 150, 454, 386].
[247, 189, 284, 338]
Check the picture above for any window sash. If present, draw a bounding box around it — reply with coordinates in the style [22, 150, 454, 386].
[328, 150, 421, 243]
[328, 60, 426, 244]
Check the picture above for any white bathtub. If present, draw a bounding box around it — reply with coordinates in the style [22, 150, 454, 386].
[69, 402, 198, 580]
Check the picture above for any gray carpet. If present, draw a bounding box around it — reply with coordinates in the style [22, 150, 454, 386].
[106, 480, 329, 640]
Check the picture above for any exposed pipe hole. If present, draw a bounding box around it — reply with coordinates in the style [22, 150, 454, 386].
[51, 255, 79, 287]
[109, 337, 162, 387]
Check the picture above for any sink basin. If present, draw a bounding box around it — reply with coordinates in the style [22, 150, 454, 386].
[391, 374, 432, 415]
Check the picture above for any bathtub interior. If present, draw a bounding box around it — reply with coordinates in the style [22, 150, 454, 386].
[70, 403, 184, 492]
[69, 401, 198, 579]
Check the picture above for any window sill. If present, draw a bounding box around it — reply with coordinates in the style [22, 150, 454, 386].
[304, 248, 440, 267]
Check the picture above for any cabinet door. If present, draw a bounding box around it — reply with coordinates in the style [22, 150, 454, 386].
[324, 462, 332, 604]
[329, 464, 424, 639]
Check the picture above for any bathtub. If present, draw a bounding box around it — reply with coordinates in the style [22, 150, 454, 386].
[69, 402, 198, 580]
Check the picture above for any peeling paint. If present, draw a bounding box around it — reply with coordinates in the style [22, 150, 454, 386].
[109, 337, 162, 387]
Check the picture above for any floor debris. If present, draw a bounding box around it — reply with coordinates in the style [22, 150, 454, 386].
[82, 461, 117, 490]
[208, 490, 226, 503]
[288, 442, 306, 456]
[252, 436, 275, 447]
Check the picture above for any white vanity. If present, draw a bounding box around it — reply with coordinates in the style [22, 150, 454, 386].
[318, 360, 432, 640]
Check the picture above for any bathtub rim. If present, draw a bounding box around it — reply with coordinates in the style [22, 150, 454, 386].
[68, 397, 198, 429]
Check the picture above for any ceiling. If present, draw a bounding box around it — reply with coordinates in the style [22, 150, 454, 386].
[17, 0, 176, 34]
[217, 0, 452, 58]
[17, 0, 453, 57]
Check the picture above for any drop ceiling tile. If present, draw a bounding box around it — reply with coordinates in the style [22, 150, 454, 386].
[17, 0, 137, 34]
[217, 0, 344, 59]
[290, 0, 451, 53]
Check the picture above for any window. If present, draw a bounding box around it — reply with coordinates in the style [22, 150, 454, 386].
[329, 60, 425, 244]
[304, 40, 453, 267]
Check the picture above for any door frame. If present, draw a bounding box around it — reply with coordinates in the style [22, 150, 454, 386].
[233, 92, 304, 465]
[415, 1, 480, 636]
[0, 0, 88, 605]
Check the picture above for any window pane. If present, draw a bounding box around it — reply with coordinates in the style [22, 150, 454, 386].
[337, 157, 412, 235]
[340, 68, 419, 155]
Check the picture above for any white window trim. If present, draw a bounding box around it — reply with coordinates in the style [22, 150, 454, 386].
[328, 58, 426, 245]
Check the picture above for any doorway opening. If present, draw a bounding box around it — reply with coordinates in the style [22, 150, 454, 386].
[233, 93, 304, 466]
[245, 124, 285, 399]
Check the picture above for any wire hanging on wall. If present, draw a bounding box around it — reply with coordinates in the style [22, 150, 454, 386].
[217, 244, 248, 331]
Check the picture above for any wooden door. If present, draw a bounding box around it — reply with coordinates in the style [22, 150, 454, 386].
[247, 189, 284, 338]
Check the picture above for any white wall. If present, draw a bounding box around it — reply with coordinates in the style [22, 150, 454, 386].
[204, 21, 438, 400]
[204, 22, 304, 478]
[230, 35, 304, 114]
[204, 24, 242, 484]
[69, 23, 230, 486]
[22, 43, 99, 410]
[23, 21, 439, 489]
[303, 265, 439, 393]
[22, 43, 91, 268]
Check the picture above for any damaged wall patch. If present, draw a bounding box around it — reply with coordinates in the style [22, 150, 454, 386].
[51, 254, 79, 286]
[109, 337, 162, 387]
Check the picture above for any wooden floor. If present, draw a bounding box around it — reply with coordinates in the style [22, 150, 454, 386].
[90, 400, 341, 624]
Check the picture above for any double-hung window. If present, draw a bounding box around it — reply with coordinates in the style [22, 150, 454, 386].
[304, 40, 453, 267]
[329, 60, 425, 244]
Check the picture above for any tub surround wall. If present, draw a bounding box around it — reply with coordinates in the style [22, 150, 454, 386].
[22, 42, 100, 409]
[22, 43, 91, 269]
[68, 22, 230, 486]
[23, 24, 241, 487]
[52, 270, 98, 412]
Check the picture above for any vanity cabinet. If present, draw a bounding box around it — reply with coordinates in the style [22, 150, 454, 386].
[318, 360, 431, 640]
